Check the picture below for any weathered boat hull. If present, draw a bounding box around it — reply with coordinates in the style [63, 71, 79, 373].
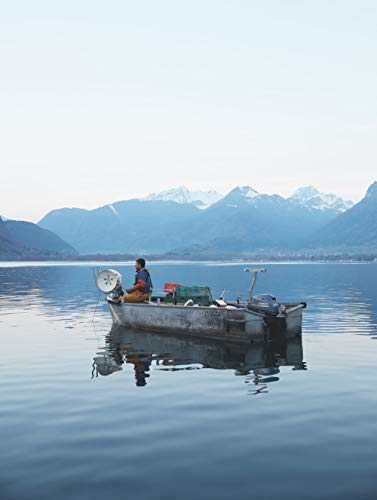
[108, 300, 305, 343]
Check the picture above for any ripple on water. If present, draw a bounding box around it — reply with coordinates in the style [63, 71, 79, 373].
[1, 263, 377, 500]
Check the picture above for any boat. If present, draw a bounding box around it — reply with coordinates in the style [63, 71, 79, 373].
[96, 268, 306, 343]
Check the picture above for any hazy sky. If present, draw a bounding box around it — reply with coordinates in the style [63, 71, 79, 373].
[1, 0, 376, 221]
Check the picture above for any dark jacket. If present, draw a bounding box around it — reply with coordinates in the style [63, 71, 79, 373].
[131, 269, 153, 294]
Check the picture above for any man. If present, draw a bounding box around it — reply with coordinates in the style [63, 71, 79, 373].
[122, 258, 153, 303]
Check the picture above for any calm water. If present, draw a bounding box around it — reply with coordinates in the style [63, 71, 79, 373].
[1, 262, 377, 500]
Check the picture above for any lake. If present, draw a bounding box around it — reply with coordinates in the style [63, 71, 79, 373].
[1, 262, 377, 500]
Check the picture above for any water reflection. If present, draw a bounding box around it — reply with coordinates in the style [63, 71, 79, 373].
[3, 263, 377, 500]
[92, 326, 306, 390]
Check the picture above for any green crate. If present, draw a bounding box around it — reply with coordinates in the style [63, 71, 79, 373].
[174, 285, 213, 306]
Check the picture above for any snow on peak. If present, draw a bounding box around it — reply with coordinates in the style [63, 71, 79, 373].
[108, 204, 119, 216]
[236, 186, 259, 199]
[366, 181, 377, 199]
[227, 186, 259, 200]
[291, 186, 320, 201]
[144, 186, 222, 209]
[290, 186, 353, 213]
[218, 186, 261, 209]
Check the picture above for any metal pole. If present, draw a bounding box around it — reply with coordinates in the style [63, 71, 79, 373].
[244, 268, 267, 302]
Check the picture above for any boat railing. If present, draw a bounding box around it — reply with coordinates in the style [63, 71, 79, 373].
[151, 288, 247, 301]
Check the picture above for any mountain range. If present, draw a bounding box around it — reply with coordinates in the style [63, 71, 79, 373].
[143, 186, 222, 209]
[37, 183, 373, 256]
[310, 181, 377, 251]
[2, 182, 376, 259]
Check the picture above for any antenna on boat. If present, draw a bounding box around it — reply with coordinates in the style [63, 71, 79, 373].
[244, 268, 267, 301]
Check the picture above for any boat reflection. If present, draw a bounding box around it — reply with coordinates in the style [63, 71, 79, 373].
[92, 326, 306, 390]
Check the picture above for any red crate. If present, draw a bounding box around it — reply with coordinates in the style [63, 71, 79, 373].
[164, 282, 181, 294]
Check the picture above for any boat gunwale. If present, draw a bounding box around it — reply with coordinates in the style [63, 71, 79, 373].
[107, 297, 306, 318]
[107, 297, 262, 314]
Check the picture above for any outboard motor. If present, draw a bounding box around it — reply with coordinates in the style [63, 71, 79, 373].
[245, 268, 282, 317]
[248, 294, 280, 316]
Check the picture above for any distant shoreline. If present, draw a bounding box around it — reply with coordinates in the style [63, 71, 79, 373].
[1, 254, 376, 266]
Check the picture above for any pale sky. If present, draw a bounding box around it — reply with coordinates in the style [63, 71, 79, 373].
[1, 0, 376, 222]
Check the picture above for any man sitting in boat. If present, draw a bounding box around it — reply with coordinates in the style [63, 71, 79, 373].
[122, 258, 153, 303]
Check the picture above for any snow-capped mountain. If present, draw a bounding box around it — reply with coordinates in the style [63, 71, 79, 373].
[289, 186, 353, 213]
[38, 182, 370, 255]
[230, 186, 259, 200]
[179, 184, 338, 253]
[216, 186, 260, 208]
[218, 185, 353, 214]
[144, 186, 222, 209]
[366, 181, 377, 199]
[311, 181, 377, 249]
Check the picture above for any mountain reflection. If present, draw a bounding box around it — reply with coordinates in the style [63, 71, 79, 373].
[92, 326, 306, 390]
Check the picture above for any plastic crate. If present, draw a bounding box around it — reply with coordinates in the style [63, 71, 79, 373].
[164, 282, 181, 294]
[174, 285, 213, 306]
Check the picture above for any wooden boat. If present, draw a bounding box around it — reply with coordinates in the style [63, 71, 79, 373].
[97, 268, 306, 343]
